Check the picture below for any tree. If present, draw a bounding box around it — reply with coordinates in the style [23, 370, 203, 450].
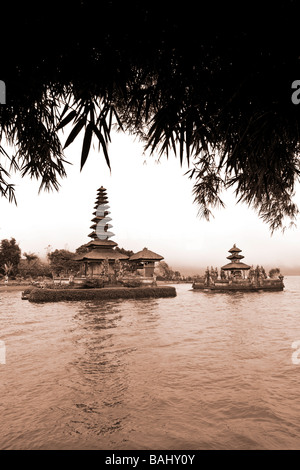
[75, 244, 90, 255]
[174, 271, 182, 281]
[18, 256, 52, 279]
[112, 259, 124, 282]
[260, 266, 267, 279]
[0, 238, 21, 276]
[155, 261, 175, 280]
[47, 249, 79, 276]
[269, 268, 281, 279]
[115, 247, 134, 257]
[1, 2, 300, 230]
[23, 252, 38, 264]
[3, 262, 14, 277]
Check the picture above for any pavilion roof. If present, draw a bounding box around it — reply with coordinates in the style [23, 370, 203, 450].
[74, 250, 129, 261]
[228, 244, 242, 253]
[227, 254, 244, 260]
[84, 239, 118, 248]
[129, 247, 164, 261]
[91, 214, 110, 223]
[88, 231, 116, 239]
[221, 262, 251, 270]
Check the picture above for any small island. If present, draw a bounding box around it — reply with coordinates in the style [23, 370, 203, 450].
[192, 244, 284, 292]
[22, 186, 176, 302]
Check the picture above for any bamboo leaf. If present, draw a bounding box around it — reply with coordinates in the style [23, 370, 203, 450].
[91, 124, 111, 170]
[112, 106, 124, 131]
[80, 123, 93, 170]
[56, 110, 76, 130]
[63, 117, 86, 149]
[58, 102, 71, 122]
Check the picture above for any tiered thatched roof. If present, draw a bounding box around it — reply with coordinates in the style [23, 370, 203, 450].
[228, 244, 242, 253]
[129, 247, 164, 262]
[75, 188, 164, 264]
[227, 253, 244, 261]
[76, 250, 129, 261]
[221, 244, 250, 271]
[221, 262, 251, 271]
[75, 186, 129, 262]
[88, 186, 112, 240]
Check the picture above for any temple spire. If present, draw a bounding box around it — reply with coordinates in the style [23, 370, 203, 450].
[74, 185, 129, 275]
[221, 244, 251, 274]
[88, 186, 114, 240]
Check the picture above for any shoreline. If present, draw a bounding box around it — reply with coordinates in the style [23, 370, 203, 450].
[0, 284, 33, 292]
[0, 281, 186, 292]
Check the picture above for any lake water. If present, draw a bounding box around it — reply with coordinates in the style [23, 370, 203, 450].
[0, 277, 300, 450]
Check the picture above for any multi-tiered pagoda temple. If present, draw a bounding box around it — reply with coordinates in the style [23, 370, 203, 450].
[75, 186, 129, 277]
[75, 186, 163, 280]
[220, 244, 251, 279]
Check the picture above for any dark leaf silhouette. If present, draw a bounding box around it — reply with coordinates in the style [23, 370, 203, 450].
[64, 117, 87, 149]
[56, 110, 76, 130]
[80, 123, 93, 170]
[91, 124, 111, 170]
[0, 1, 299, 230]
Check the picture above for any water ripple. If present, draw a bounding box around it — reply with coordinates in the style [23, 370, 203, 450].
[0, 278, 300, 449]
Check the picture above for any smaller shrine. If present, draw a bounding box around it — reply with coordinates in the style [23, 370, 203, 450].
[129, 248, 164, 277]
[220, 244, 251, 279]
[193, 244, 284, 292]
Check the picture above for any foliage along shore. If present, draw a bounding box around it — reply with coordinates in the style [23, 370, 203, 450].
[26, 286, 177, 303]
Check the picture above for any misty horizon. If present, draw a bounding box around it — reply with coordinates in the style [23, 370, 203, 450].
[1, 132, 300, 277]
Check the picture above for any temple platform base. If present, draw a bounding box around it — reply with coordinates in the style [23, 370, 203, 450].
[25, 286, 177, 302]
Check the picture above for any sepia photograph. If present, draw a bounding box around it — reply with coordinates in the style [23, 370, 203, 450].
[0, 0, 300, 455]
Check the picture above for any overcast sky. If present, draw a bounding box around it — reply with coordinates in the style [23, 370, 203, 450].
[1, 130, 300, 275]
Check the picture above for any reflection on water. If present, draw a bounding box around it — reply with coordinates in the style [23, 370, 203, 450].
[0, 278, 300, 449]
